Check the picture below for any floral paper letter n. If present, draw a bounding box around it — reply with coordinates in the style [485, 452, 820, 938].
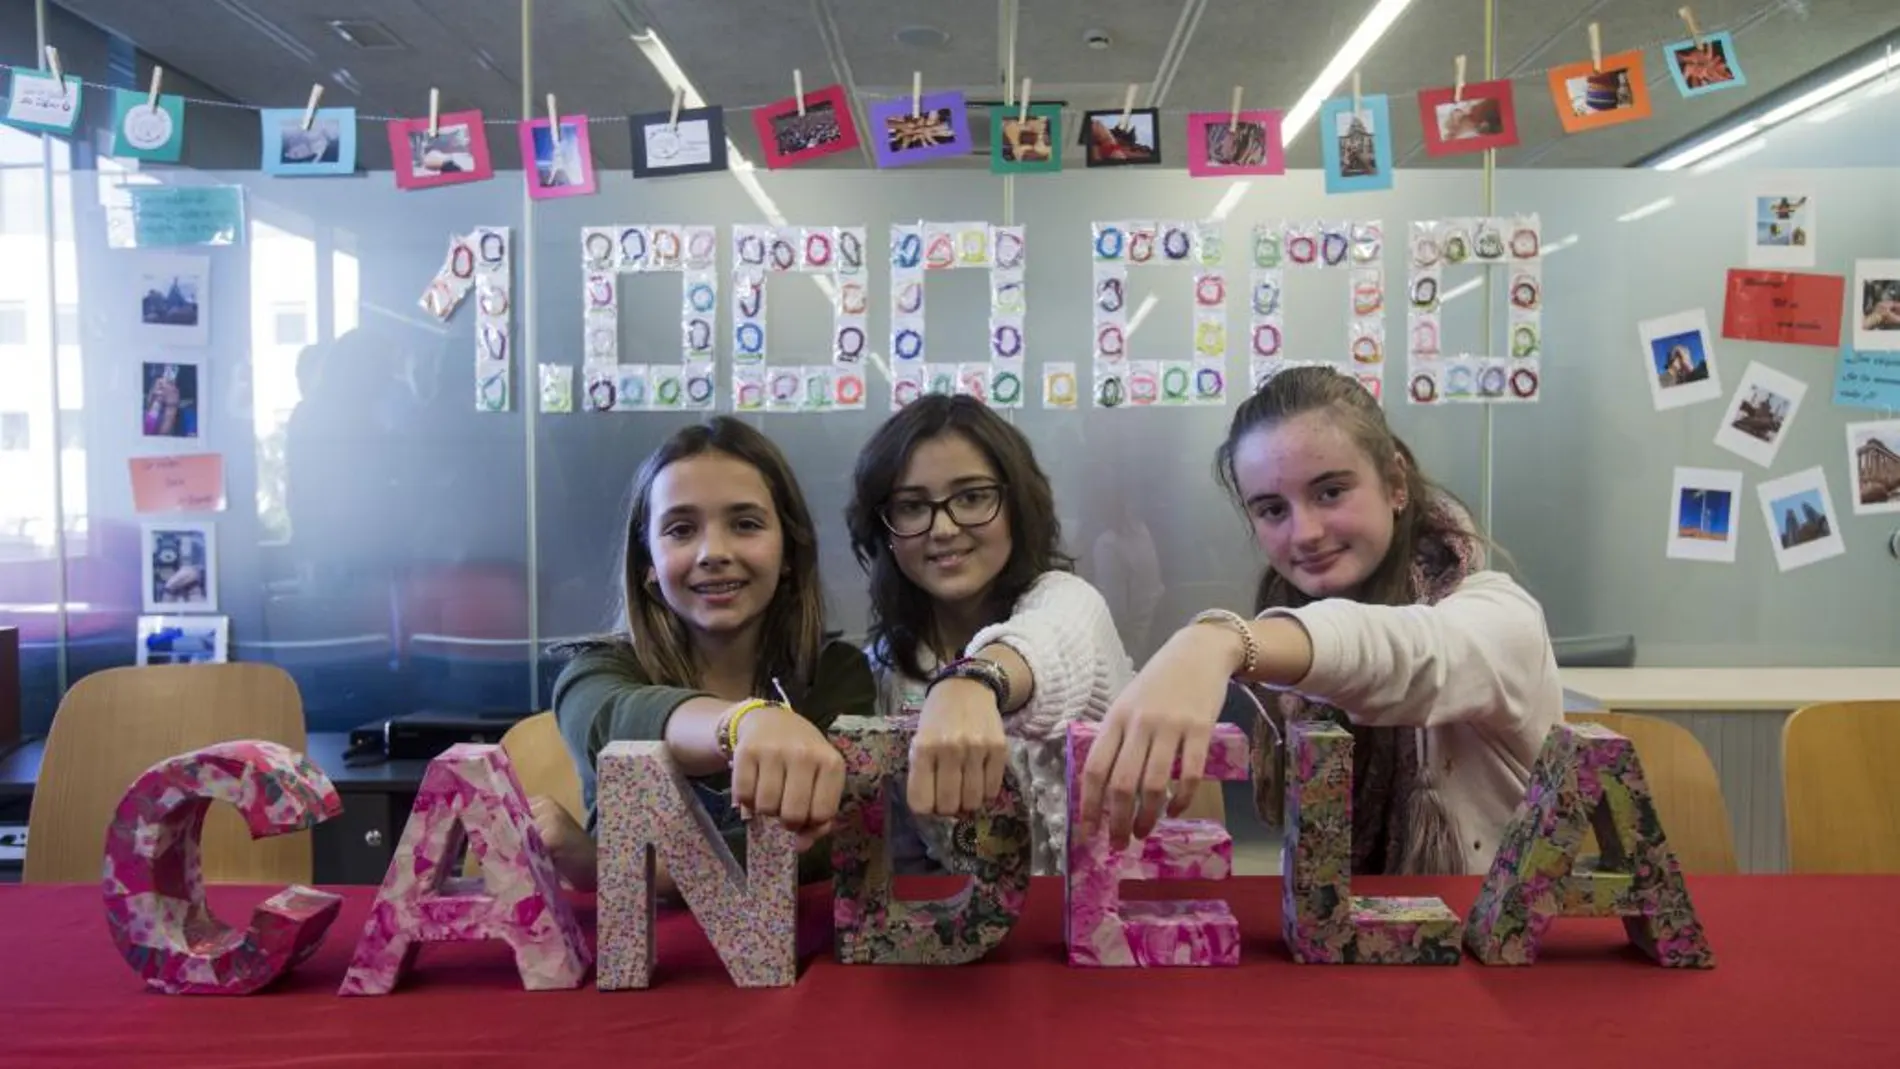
[595, 739, 799, 988]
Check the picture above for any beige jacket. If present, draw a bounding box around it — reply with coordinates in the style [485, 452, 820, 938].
[1260, 569, 1565, 875]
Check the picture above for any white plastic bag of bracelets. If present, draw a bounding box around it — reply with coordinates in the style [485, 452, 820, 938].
[1348, 318, 1386, 369]
[538, 364, 573, 414]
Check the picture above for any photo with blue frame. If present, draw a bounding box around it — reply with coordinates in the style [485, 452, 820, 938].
[1319, 93, 1394, 194]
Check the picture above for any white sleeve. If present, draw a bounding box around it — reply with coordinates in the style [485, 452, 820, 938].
[968, 571, 1134, 741]
[1258, 570, 1556, 731]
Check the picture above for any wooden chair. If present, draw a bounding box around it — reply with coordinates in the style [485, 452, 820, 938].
[1783, 701, 1900, 873]
[1566, 710, 1738, 874]
[463, 712, 584, 878]
[25, 663, 311, 884]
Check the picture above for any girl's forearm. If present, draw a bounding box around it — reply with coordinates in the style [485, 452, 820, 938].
[662, 697, 743, 776]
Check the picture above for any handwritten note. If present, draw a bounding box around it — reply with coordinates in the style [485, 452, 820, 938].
[107, 186, 245, 249]
[1834, 347, 1900, 413]
[3, 71, 82, 133]
[129, 454, 226, 515]
[1721, 268, 1845, 348]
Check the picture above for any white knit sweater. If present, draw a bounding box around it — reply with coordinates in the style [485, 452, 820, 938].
[872, 570, 1134, 876]
[1259, 569, 1566, 875]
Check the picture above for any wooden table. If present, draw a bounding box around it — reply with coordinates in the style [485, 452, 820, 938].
[1560, 667, 1900, 713]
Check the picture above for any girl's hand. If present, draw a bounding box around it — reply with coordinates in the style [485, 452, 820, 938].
[908, 677, 1009, 818]
[1080, 625, 1242, 850]
[529, 795, 597, 892]
[731, 703, 845, 840]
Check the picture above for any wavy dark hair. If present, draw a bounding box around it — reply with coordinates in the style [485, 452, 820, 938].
[1214, 365, 1484, 613]
[555, 417, 827, 701]
[846, 395, 1072, 680]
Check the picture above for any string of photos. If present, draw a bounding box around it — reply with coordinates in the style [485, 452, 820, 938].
[1, 8, 1756, 183]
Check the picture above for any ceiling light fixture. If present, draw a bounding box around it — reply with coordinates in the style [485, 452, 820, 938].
[1650, 45, 1896, 170]
[1280, 0, 1417, 145]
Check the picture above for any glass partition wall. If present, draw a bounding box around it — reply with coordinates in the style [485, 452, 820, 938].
[3, 1, 1897, 741]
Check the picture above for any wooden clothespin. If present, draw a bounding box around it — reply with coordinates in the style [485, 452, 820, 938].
[1351, 70, 1362, 110]
[1229, 86, 1243, 131]
[146, 66, 164, 110]
[668, 86, 682, 130]
[44, 46, 65, 98]
[1018, 77, 1032, 123]
[1454, 55, 1467, 102]
[301, 84, 324, 130]
[794, 69, 806, 116]
[1588, 22, 1603, 72]
[1117, 83, 1136, 129]
[1679, 7, 1703, 47]
[428, 87, 440, 137]
[911, 71, 921, 117]
[545, 93, 560, 143]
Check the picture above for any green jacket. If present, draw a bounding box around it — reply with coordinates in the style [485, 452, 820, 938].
[551, 639, 876, 882]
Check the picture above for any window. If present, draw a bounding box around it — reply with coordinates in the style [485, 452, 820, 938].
[0, 302, 26, 345]
[273, 305, 308, 347]
[58, 416, 83, 451]
[0, 412, 28, 451]
[56, 304, 78, 343]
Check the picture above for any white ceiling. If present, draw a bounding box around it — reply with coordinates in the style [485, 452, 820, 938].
[48, 0, 1900, 171]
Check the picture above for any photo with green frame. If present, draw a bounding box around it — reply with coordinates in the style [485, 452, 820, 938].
[990, 103, 1063, 174]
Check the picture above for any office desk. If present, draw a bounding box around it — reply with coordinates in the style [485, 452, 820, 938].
[1560, 667, 1900, 713]
[1, 876, 1894, 1068]
[0, 732, 432, 884]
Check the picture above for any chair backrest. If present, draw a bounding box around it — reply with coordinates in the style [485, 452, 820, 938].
[25, 663, 311, 884]
[1783, 700, 1900, 873]
[502, 711, 584, 822]
[1566, 711, 1738, 874]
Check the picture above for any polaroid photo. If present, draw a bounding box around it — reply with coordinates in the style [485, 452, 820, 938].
[1639, 309, 1721, 411]
[135, 254, 210, 348]
[141, 521, 218, 613]
[991, 103, 1063, 174]
[140, 360, 201, 440]
[1319, 94, 1394, 193]
[1715, 361, 1808, 468]
[1666, 32, 1747, 98]
[1416, 79, 1519, 157]
[260, 107, 357, 176]
[1853, 259, 1900, 352]
[868, 91, 972, 169]
[1757, 467, 1845, 572]
[1080, 107, 1162, 168]
[386, 109, 494, 190]
[519, 116, 597, 199]
[751, 83, 861, 169]
[1847, 419, 1900, 516]
[1667, 467, 1743, 563]
[1186, 109, 1285, 177]
[110, 89, 184, 162]
[136, 614, 229, 666]
[1547, 51, 1654, 134]
[630, 105, 728, 178]
[1747, 188, 1815, 268]
[3, 70, 81, 134]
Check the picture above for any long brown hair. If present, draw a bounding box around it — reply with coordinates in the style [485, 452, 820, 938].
[845, 395, 1072, 680]
[1214, 366, 1472, 612]
[558, 417, 827, 701]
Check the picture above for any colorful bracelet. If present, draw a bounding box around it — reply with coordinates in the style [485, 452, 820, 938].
[836, 373, 866, 406]
[894, 232, 923, 268]
[652, 229, 682, 265]
[929, 656, 1012, 710]
[769, 236, 797, 271]
[584, 233, 614, 266]
[717, 699, 775, 763]
[622, 228, 651, 265]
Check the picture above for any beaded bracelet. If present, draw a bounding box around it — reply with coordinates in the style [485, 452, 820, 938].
[717, 699, 776, 763]
[929, 657, 1011, 710]
[1189, 608, 1258, 677]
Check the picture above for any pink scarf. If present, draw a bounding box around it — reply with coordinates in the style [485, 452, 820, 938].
[1247, 494, 1481, 875]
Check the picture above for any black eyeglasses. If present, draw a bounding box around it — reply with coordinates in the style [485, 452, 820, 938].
[880, 483, 1006, 538]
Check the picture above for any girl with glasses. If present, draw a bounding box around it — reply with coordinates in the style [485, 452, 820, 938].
[845, 395, 1133, 875]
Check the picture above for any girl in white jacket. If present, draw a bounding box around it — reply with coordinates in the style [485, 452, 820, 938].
[845, 394, 1132, 876]
[1080, 365, 1564, 876]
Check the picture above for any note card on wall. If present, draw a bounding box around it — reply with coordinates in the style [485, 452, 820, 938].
[129, 454, 226, 514]
[106, 186, 246, 249]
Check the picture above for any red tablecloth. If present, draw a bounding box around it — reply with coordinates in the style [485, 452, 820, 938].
[0, 875, 1888, 1068]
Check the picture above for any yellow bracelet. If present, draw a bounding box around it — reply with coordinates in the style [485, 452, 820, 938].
[722, 698, 772, 759]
